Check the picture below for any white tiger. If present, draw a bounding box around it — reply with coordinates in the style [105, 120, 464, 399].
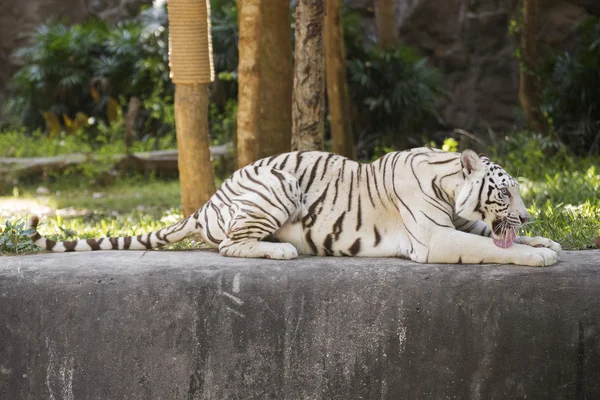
[28, 147, 561, 266]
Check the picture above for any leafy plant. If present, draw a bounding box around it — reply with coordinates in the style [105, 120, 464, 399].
[541, 16, 600, 155]
[5, 20, 109, 130]
[211, 0, 239, 76]
[489, 131, 570, 180]
[4, 1, 172, 134]
[343, 11, 447, 155]
[522, 200, 600, 251]
[488, 131, 600, 249]
[0, 129, 93, 157]
[0, 120, 178, 189]
[0, 219, 38, 254]
[209, 99, 237, 146]
[4, 0, 241, 145]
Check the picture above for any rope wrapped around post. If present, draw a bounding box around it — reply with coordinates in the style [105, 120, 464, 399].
[168, 0, 215, 84]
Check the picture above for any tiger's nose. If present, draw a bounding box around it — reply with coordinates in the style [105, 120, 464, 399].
[519, 215, 529, 224]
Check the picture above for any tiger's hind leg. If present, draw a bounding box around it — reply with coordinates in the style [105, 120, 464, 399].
[218, 167, 305, 260]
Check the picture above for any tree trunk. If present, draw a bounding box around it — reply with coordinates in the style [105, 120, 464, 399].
[519, 0, 550, 134]
[291, 0, 325, 152]
[168, 0, 217, 216]
[174, 84, 217, 216]
[236, 0, 261, 168]
[374, 0, 397, 51]
[237, 0, 293, 168]
[325, 0, 355, 159]
[124, 96, 141, 153]
[257, 1, 293, 159]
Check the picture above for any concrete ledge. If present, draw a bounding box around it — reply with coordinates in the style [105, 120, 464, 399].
[1, 251, 600, 399]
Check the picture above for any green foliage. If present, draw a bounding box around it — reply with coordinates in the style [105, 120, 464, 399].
[0, 87, 230, 161]
[0, 177, 208, 254]
[369, 143, 395, 161]
[4, 0, 239, 149]
[40, 208, 182, 242]
[5, 20, 108, 129]
[541, 16, 600, 155]
[209, 100, 237, 146]
[0, 129, 92, 157]
[425, 137, 459, 153]
[441, 137, 459, 153]
[0, 209, 199, 255]
[211, 0, 239, 75]
[343, 11, 447, 153]
[348, 50, 446, 131]
[489, 131, 568, 180]
[522, 200, 600, 251]
[137, 87, 177, 148]
[99, 21, 169, 97]
[490, 132, 600, 249]
[25, 176, 182, 213]
[0, 219, 39, 254]
[0, 122, 176, 159]
[5, 14, 171, 133]
[519, 165, 600, 206]
[0, 122, 177, 187]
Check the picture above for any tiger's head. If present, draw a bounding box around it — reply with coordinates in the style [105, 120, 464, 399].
[455, 149, 529, 248]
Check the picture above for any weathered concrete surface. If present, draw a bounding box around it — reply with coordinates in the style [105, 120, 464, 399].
[1, 250, 599, 399]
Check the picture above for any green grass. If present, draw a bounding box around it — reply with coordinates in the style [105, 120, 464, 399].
[523, 200, 599, 250]
[515, 165, 600, 250]
[0, 127, 177, 158]
[491, 133, 600, 250]
[0, 177, 204, 255]
[29, 177, 183, 214]
[1, 146, 599, 256]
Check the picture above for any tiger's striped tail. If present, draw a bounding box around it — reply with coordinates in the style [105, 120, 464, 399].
[27, 215, 201, 252]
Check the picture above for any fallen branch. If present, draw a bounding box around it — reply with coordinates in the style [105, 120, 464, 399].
[0, 144, 233, 184]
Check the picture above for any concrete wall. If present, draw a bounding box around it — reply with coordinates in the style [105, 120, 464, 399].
[1, 250, 599, 399]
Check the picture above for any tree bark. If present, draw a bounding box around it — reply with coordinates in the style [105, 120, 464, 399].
[325, 0, 355, 159]
[291, 0, 325, 152]
[519, 0, 550, 134]
[257, 1, 293, 159]
[236, 0, 261, 168]
[174, 84, 217, 216]
[237, 0, 293, 168]
[168, 0, 216, 216]
[124, 96, 141, 153]
[374, 0, 398, 51]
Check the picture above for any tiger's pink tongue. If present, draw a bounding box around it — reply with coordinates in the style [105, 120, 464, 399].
[493, 230, 516, 248]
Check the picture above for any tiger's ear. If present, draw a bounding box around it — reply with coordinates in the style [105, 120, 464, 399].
[460, 149, 484, 176]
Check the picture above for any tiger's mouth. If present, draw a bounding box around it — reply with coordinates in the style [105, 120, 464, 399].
[491, 218, 518, 249]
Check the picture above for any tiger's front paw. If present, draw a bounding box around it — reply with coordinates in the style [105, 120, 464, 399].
[219, 240, 298, 260]
[263, 243, 298, 260]
[516, 236, 562, 253]
[517, 247, 559, 267]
